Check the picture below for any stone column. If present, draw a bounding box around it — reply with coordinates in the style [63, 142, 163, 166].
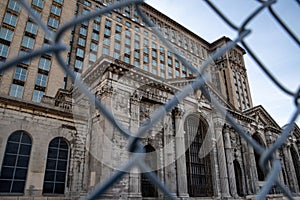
[224, 125, 238, 197]
[283, 145, 300, 194]
[128, 95, 142, 199]
[213, 117, 231, 198]
[163, 113, 177, 197]
[247, 139, 260, 194]
[174, 106, 189, 198]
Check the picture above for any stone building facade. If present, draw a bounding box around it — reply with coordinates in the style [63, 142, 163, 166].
[1, 56, 300, 199]
[0, 0, 299, 199]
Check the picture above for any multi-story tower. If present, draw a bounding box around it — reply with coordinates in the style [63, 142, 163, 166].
[210, 37, 253, 110]
[0, 0, 76, 102]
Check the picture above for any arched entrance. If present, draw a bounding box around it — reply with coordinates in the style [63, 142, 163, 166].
[234, 160, 243, 196]
[184, 114, 213, 197]
[141, 144, 158, 197]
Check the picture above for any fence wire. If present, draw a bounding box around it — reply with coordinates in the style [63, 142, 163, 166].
[0, 0, 299, 199]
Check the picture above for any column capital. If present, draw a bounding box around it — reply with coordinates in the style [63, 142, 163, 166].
[174, 104, 184, 118]
[130, 91, 142, 104]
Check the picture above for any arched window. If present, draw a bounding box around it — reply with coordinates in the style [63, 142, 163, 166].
[253, 134, 266, 181]
[141, 145, 158, 197]
[0, 131, 32, 194]
[290, 147, 300, 191]
[184, 114, 212, 197]
[43, 137, 69, 194]
[234, 160, 243, 196]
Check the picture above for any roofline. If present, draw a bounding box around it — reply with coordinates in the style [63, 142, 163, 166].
[141, 3, 211, 47]
[210, 36, 246, 54]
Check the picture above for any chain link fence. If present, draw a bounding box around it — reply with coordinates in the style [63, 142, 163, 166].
[0, 0, 299, 199]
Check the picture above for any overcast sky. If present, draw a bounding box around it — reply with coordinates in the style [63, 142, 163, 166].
[146, 0, 300, 127]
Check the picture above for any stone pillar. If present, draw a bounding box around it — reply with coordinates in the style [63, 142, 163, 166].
[213, 117, 231, 198]
[283, 145, 300, 194]
[224, 125, 238, 197]
[163, 113, 177, 197]
[128, 94, 142, 199]
[174, 106, 189, 198]
[247, 139, 260, 194]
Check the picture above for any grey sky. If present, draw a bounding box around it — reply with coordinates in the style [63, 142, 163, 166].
[146, 0, 300, 126]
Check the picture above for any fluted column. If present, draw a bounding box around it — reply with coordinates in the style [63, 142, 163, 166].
[128, 95, 142, 198]
[247, 139, 260, 194]
[163, 113, 177, 197]
[283, 144, 299, 194]
[224, 125, 238, 197]
[174, 106, 189, 198]
[213, 116, 231, 198]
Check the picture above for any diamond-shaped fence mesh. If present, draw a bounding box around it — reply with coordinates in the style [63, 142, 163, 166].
[0, 0, 299, 199]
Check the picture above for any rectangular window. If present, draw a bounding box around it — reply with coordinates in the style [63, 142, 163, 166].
[92, 32, 99, 41]
[21, 36, 35, 49]
[19, 50, 30, 65]
[105, 19, 111, 27]
[48, 17, 59, 29]
[115, 33, 121, 41]
[79, 27, 87, 36]
[90, 42, 98, 52]
[50, 5, 61, 16]
[125, 21, 131, 28]
[31, 9, 41, 18]
[134, 51, 139, 59]
[143, 56, 148, 63]
[125, 38, 131, 45]
[13, 67, 27, 81]
[124, 56, 130, 64]
[53, 0, 63, 4]
[152, 68, 157, 75]
[39, 57, 51, 71]
[84, 0, 91, 7]
[36, 73, 48, 87]
[114, 42, 121, 51]
[32, 0, 44, 8]
[113, 52, 120, 59]
[103, 38, 110, 46]
[32, 90, 44, 102]
[143, 65, 149, 71]
[8, 0, 21, 12]
[0, 27, 14, 42]
[116, 25, 122, 33]
[3, 13, 18, 27]
[9, 84, 24, 98]
[95, 16, 101, 23]
[75, 59, 83, 70]
[93, 23, 100, 31]
[76, 48, 84, 58]
[77, 37, 86, 46]
[134, 34, 140, 41]
[0, 44, 9, 58]
[25, 21, 38, 35]
[102, 47, 109, 55]
[152, 51, 157, 58]
[89, 53, 97, 62]
[152, 60, 157, 66]
[104, 28, 111, 36]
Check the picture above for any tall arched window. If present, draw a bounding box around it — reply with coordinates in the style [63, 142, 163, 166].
[234, 160, 243, 196]
[290, 147, 300, 191]
[0, 131, 32, 194]
[184, 114, 212, 197]
[253, 134, 266, 181]
[141, 144, 158, 197]
[43, 137, 69, 194]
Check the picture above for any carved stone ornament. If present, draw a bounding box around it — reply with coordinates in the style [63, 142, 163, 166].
[130, 91, 142, 102]
[174, 104, 184, 118]
[96, 83, 114, 98]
